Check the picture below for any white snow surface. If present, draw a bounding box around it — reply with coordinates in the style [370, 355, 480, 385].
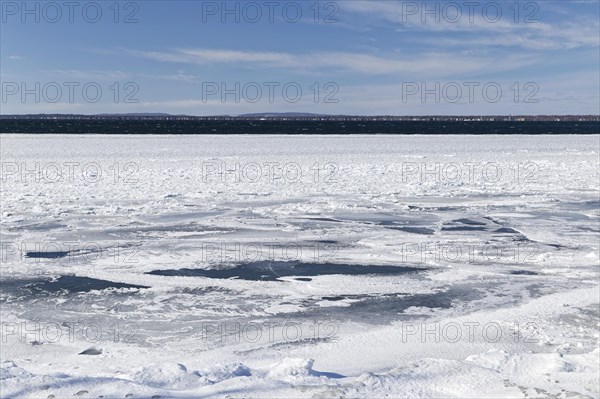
[0, 134, 599, 398]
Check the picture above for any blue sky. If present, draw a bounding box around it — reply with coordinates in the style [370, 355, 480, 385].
[1, 0, 599, 115]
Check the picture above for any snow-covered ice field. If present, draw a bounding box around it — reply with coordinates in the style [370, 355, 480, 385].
[1, 134, 599, 398]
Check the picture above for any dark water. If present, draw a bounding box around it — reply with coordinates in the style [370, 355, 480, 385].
[0, 276, 148, 298]
[25, 251, 70, 259]
[306, 286, 483, 322]
[147, 261, 425, 281]
[1, 120, 598, 134]
[441, 226, 488, 231]
[453, 219, 487, 226]
[510, 270, 539, 275]
[387, 226, 435, 235]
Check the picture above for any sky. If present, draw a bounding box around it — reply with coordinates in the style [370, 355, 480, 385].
[1, 0, 599, 115]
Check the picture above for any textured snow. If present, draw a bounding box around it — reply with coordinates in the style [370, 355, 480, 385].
[1, 134, 598, 398]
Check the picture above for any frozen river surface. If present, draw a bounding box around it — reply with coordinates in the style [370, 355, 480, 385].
[1, 135, 599, 398]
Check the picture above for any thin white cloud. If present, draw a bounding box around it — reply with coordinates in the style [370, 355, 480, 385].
[127, 48, 298, 67]
[343, 1, 519, 32]
[341, 1, 600, 50]
[124, 48, 536, 78]
[7, 55, 22, 60]
[140, 71, 201, 83]
[419, 29, 599, 51]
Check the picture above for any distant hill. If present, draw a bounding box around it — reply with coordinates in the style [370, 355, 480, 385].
[96, 113, 173, 117]
[237, 112, 329, 118]
[1, 114, 598, 122]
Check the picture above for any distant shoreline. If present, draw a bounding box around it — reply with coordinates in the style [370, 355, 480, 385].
[1, 114, 599, 122]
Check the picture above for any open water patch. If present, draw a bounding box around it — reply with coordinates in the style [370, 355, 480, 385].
[147, 261, 425, 281]
[0, 276, 148, 299]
